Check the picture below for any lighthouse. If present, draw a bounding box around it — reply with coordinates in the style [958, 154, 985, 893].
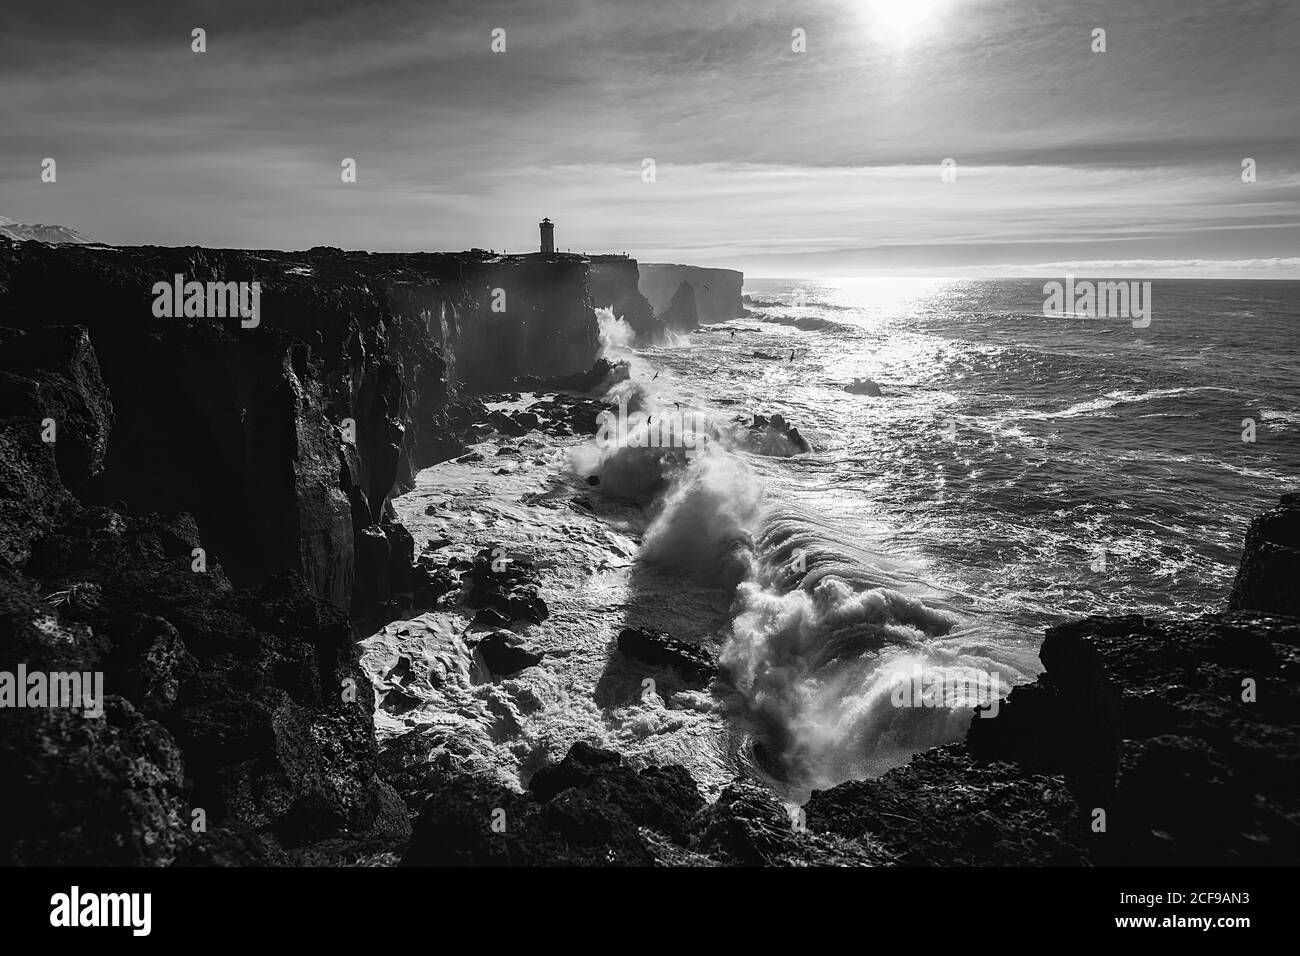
[539, 218, 554, 254]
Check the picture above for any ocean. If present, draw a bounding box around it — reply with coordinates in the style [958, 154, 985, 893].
[365, 277, 1300, 805]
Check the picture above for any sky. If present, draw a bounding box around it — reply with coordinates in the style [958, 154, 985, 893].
[3, 0, 1299, 276]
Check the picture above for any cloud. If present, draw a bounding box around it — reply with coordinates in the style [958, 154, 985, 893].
[2, 0, 1298, 271]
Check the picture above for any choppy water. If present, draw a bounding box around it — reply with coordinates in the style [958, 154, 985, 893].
[369, 278, 1299, 804]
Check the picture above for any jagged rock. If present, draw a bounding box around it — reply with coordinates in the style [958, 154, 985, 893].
[947, 610, 1299, 865]
[473, 631, 544, 676]
[402, 742, 703, 865]
[0, 324, 114, 490]
[589, 256, 659, 342]
[2, 504, 396, 864]
[638, 264, 743, 324]
[1228, 492, 1300, 616]
[0, 324, 113, 567]
[487, 409, 528, 437]
[746, 412, 811, 455]
[617, 626, 718, 683]
[805, 747, 1089, 866]
[655, 280, 698, 333]
[0, 242, 600, 613]
[690, 782, 799, 865]
[472, 607, 512, 628]
[845, 378, 883, 396]
[400, 770, 654, 866]
[466, 547, 549, 623]
[509, 357, 621, 394]
[529, 741, 625, 801]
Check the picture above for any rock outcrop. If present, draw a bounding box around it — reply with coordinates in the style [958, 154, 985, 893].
[0, 238, 603, 865]
[804, 494, 1300, 866]
[399, 741, 890, 866]
[588, 254, 658, 341]
[655, 280, 698, 333]
[617, 626, 717, 684]
[0, 241, 599, 612]
[1228, 492, 1300, 616]
[639, 263, 743, 324]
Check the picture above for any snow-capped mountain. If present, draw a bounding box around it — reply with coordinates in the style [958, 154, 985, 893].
[0, 215, 95, 244]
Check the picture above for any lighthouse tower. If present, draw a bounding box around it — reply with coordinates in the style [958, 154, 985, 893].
[539, 218, 554, 254]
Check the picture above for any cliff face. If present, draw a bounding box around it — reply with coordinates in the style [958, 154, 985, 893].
[1228, 492, 1300, 616]
[639, 263, 743, 324]
[0, 243, 599, 611]
[0, 239, 603, 865]
[588, 254, 657, 340]
[656, 280, 699, 334]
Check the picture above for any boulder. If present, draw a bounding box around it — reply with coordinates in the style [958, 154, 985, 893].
[1227, 492, 1300, 616]
[616, 626, 718, 683]
[473, 631, 544, 676]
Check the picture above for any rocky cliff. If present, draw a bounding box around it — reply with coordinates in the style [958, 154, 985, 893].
[0, 243, 598, 611]
[0, 239, 602, 864]
[639, 263, 743, 324]
[588, 254, 658, 340]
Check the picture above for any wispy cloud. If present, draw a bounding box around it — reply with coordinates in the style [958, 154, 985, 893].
[3, 0, 1297, 274]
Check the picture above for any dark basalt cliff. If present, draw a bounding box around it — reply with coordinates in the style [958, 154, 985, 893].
[0, 243, 598, 611]
[639, 263, 743, 324]
[0, 239, 601, 864]
[588, 254, 658, 340]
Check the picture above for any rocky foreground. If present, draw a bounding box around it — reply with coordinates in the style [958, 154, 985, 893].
[396, 496, 1299, 867]
[1, 238, 1296, 866]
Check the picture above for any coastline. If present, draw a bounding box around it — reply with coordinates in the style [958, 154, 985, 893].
[1, 237, 1295, 866]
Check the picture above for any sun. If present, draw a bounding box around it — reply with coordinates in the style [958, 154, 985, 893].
[864, 0, 950, 43]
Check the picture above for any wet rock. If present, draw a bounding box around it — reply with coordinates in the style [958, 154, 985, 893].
[845, 378, 883, 396]
[472, 606, 512, 628]
[473, 631, 544, 676]
[805, 747, 1089, 866]
[402, 741, 704, 866]
[691, 782, 804, 866]
[523, 392, 610, 436]
[1228, 492, 1300, 616]
[617, 626, 718, 684]
[655, 280, 698, 333]
[487, 409, 528, 437]
[745, 412, 811, 455]
[0, 324, 113, 493]
[466, 547, 549, 623]
[529, 741, 625, 802]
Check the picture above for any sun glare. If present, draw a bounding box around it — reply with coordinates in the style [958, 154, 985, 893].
[864, 0, 950, 43]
